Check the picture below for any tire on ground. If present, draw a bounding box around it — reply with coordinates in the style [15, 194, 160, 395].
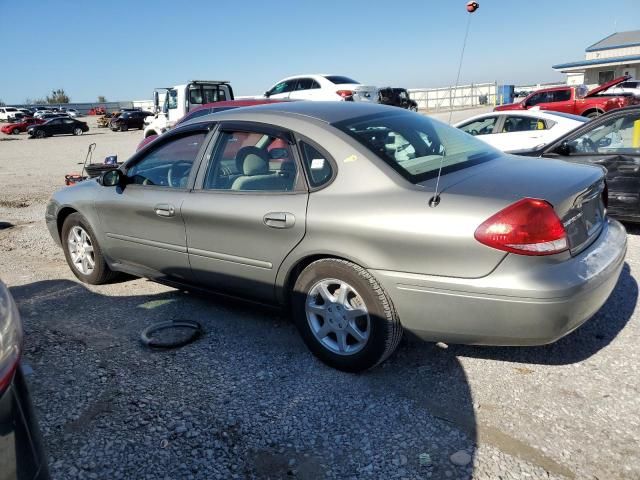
[292, 258, 403, 372]
[61, 212, 119, 285]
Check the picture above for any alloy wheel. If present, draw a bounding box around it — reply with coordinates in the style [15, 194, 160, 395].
[67, 226, 95, 275]
[305, 278, 370, 355]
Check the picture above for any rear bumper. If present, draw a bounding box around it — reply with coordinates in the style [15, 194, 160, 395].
[371, 219, 627, 346]
[0, 368, 50, 480]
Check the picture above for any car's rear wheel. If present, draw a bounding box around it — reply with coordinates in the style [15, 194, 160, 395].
[586, 111, 603, 119]
[409, 105, 418, 112]
[292, 259, 403, 372]
[73, 127, 83, 136]
[61, 213, 118, 285]
[12, 128, 20, 135]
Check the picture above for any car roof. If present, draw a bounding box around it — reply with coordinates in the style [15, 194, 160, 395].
[185, 101, 395, 126]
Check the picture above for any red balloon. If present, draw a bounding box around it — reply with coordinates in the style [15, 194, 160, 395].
[466, 1, 479, 12]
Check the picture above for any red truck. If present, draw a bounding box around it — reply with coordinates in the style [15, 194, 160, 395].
[495, 76, 638, 118]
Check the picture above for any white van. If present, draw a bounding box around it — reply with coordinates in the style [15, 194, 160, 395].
[0, 107, 22, 122]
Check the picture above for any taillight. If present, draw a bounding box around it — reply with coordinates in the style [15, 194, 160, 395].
[336, 90, 354, 100]
[474, 198, 568, 256]
[0, 281, 22, 392]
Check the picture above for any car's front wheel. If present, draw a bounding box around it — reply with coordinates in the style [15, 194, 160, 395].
[61, 213, 118, 285]
[120, 124, 128, 132]
[292, 259, 403, 372]
[36, 130, 45, 138]
[12, 128, 20, 135]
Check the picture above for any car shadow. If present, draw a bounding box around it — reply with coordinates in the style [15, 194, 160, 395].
[445, 262, 637, 365]
[10, 278, 478, 480]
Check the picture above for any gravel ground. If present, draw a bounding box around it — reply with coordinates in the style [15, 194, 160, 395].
[0, 114, 639, 479]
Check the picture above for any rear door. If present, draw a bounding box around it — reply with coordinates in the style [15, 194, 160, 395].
[288, 78, 322, 100]
[61, 118, 76, 134]
[543, 110, 640, 219]
[182, 123, 308, 302]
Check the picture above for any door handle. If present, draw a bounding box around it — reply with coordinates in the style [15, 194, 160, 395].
[154, 204, 175, 217]
[263, 212, 295, 229]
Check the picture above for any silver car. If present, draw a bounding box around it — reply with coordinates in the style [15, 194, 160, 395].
[46, 102, 627, 372]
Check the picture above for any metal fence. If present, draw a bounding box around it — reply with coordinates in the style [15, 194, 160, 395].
[9, 101, 136, 115]
[408, 82, 498, 112]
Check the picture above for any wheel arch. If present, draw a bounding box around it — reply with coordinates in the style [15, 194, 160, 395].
[56, 206, 79, 241]
[278, 253, 368, 307]
[581, 107, 604, 117]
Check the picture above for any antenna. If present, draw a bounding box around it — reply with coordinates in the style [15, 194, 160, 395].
[430, 4, 476, 208]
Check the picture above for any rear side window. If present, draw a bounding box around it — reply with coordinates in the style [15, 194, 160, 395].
[324, 76, 359, 85]
[295, 78, 321, 90]
[300, 142, 333, 187]
[502, 116, 547, 133]
[549, 90, 571, 102]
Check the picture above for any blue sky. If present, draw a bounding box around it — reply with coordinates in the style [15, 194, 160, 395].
[1, 0, 638, 103]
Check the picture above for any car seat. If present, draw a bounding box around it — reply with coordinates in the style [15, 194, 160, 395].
[232, 147, 294, 191]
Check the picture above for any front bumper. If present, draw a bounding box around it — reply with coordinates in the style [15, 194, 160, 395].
[371, 219, 627, 346]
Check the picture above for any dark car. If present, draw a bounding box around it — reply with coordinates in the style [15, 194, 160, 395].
[0, 281, 50, 480]
[27, 118, 89, 138]
[515, 105, 640, 222]
[378, 87, 418, 111]
[110, 111, 153, 132]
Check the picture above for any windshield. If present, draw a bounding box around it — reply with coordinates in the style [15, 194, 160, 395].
[324, 75, 359, 85]
[334, 112, 500, 183]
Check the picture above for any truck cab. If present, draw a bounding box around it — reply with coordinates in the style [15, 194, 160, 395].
[143, 80, 234, 137]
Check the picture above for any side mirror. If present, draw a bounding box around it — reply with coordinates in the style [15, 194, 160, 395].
[100, 169, 125, 187]
[264, 91, 271, 98]
[555, 141, 572, 156]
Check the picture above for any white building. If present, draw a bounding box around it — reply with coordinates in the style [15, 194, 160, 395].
[553, 30, 640, 87]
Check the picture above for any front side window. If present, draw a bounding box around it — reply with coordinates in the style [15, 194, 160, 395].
[502, 116, 546, 133]
[459, 116, 497, 136]
[335, 112, 499, 183]
[204, 130, 297, 191]
[268, 81, 295, 96]
[127, 132, 206, 188]
[166, 89, 178, 110]
[568, 113, 640, 155]
[63, 119, 75, 125]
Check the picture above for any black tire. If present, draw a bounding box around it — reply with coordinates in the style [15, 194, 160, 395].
[586, 111, 603, 119]
[61, 213, 118, 285]
[73, 127, 83, 136]
[292, 259, 403, 372]
[120, 123, 128, 132]
[36, 130, 45, 139]
[12, 128, 20, 135]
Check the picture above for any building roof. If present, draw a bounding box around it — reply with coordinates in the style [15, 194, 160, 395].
[553, 54, 640, 71]
[586, 30, 640, 52]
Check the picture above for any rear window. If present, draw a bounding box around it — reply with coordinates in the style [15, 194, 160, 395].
[324, 76, 359, 85]
[334, 112, 499, 183]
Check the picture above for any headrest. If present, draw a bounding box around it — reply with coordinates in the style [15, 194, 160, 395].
[236, 146, 268, 173]
[243, 153, 269, 176]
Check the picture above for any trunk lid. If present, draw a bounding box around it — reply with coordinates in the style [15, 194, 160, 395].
[586, 75, 631, 97]
[421, 156, 606, 254]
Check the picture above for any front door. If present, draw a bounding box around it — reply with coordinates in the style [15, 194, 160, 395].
[95, 130, 208, 279]
[182, 124, 308, 302]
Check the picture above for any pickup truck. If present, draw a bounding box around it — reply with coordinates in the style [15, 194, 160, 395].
[495, 76, 639, 118]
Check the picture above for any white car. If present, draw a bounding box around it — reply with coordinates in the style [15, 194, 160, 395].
[454, 110, 588, 153]
[63, 108, 80, 117]
[0, 107, 22, 122]
[605, 79, 640, 98]
[264, 74, 378, 102]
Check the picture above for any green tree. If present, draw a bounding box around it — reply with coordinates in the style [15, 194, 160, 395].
[97, 95, 107, 103]
[46, 89, 70, 104]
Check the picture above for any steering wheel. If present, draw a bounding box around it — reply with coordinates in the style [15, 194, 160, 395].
[469, 129, 479, 136]
[167, 162, 190, 188]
